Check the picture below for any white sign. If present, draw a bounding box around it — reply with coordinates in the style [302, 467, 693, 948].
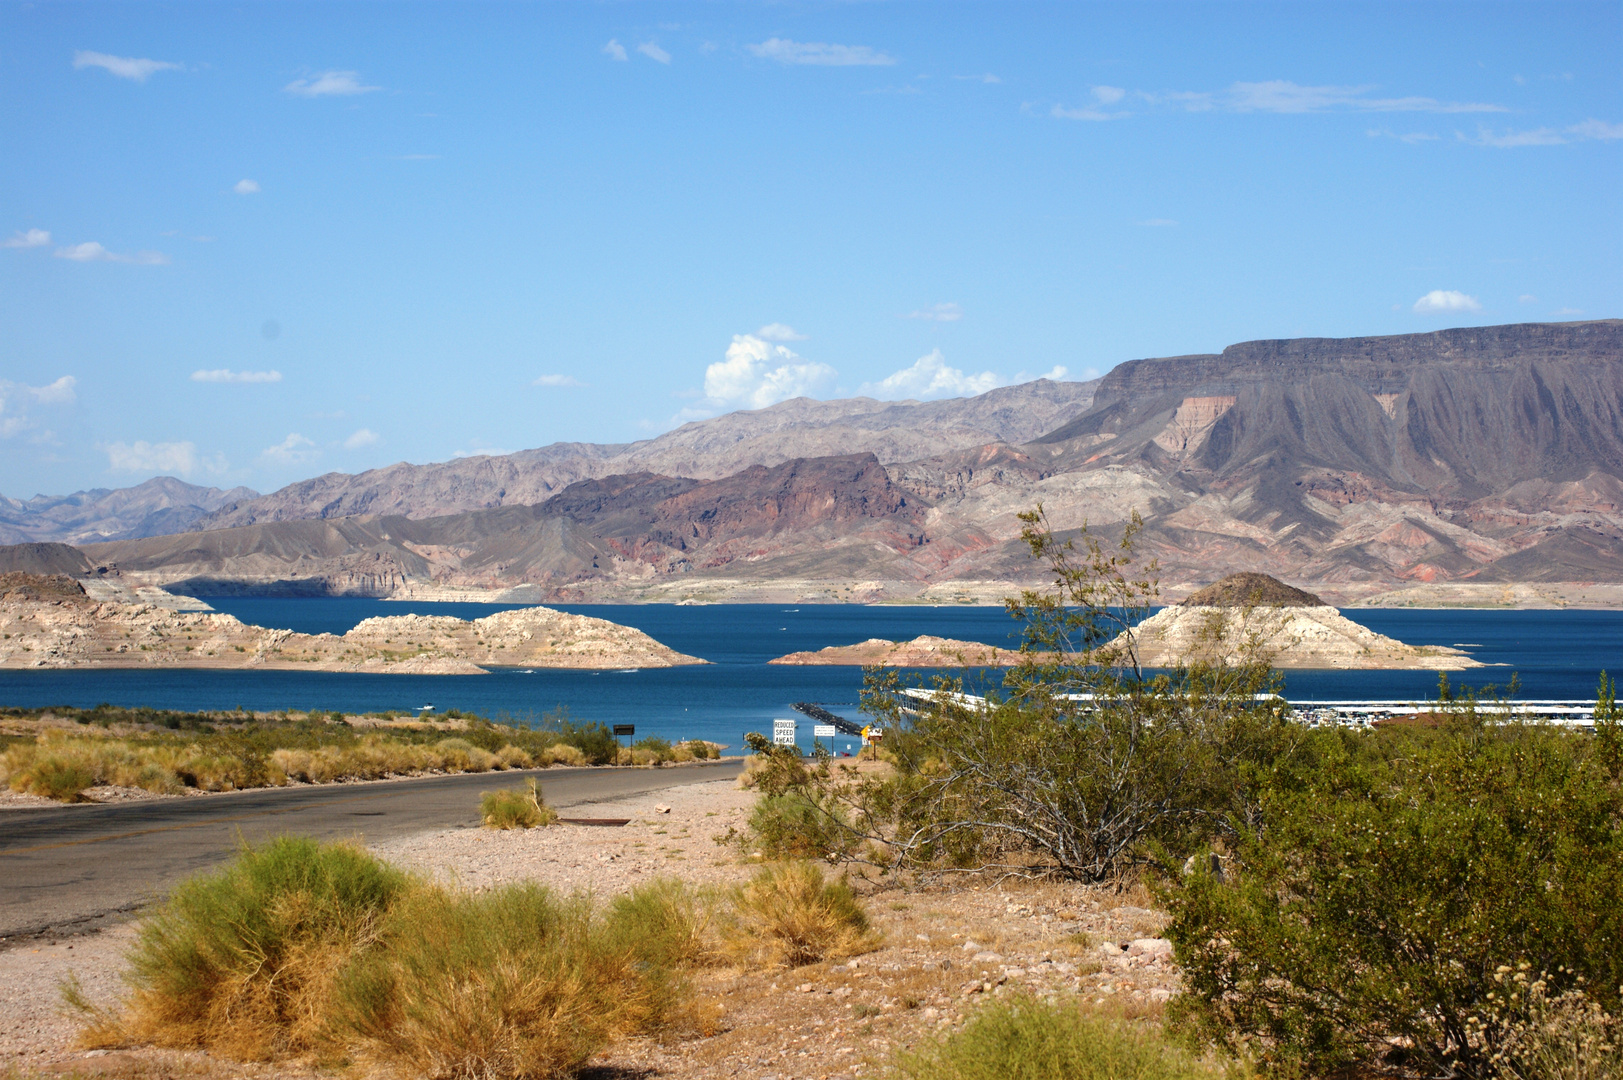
[813, 724, 836, 737]
[772, 718, 797, 747]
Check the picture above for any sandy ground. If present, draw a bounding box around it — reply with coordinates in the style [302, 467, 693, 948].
[0, 776, 1183, 1080]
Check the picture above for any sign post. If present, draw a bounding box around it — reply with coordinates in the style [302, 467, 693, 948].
[612, 724, 635, 764]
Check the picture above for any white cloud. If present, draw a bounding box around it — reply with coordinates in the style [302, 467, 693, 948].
[1052, 103, 1125, 121]
[452, 446, 516, 459]
[53, 241, 169, 265]
[1464, 118, 1623, 148]
[0, 376, 77, 440]
[637, 42, 671, 64]
[1225, 81, 1505, 114]
[1519, 294, 1538, 303]
[191, 369, 282, 384]
[954, 73, 1000, 84]
[1091, 85, 1126, 104]
[756, 323, 807, 342]
[860, 349, 1000, 400]
[904, 302, 962, 322]
[703, 334, 837, 410]
[1015, 365, 1069, 383]
[344, 428, 380, 449]
[233, 179, 260, 195]
[1140, 218, 1178, 227]
[533, 374, 586, 387]
[603, 39, 628, 62]
[259, 433, 319, 465]
[105, 440, 219, 476]
[1553, 307, 1585, 317]
[747, 39, 896, 67]
[1366, 128, 1441, 143]
[1413, 290, 1482, 314]
[3, 229, 50, 249]
[283, 71, 380, 97]
[73, 50, 181, 82]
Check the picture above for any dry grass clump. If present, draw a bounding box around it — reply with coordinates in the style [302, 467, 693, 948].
[1, 733, 242, 800]
[543, 743, 586, 767]
[887, 996, 1241, 1080]
[481, 779, 558, 829]
[90, 836, 410, 1060]
[332, 883, 658, 1079]
[723, 860, 878, 969]
[76, 838, 719, 1079]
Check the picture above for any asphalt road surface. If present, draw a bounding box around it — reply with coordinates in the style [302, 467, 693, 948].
[0, 760, 742, 944]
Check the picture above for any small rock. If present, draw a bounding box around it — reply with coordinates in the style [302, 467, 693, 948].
[961, 939, 984, 952]
[972, 951, 1004, 963]
[1128, 937, 1173, 958]
[922, 1007, 940, 1019]
[654, 804, 671, 814]
[797, 982, 814, 993]
[915, 933, 929, 942]
[1149, 988, 1174, 1003]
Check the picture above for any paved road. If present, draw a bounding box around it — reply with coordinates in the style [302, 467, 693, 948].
[0, 761, 742, 943]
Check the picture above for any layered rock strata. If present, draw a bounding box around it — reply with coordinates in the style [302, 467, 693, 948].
[770, 634, 1027, 667]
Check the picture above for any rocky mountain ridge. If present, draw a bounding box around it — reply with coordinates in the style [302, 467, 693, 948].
[0, 477, 258, 546]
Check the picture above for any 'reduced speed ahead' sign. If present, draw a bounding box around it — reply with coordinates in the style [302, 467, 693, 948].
[772, 718, 797, 747]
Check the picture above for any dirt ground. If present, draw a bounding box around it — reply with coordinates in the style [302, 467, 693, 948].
[0, 777, 1183, 1080]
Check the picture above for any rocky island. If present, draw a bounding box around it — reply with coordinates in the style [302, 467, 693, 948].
[0, 573, 704, 673]
[770, 634, 1027, 667]
[1126, 573, 1482, 670]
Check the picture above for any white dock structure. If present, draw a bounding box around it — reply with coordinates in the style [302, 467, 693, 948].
[901, 688, 1605, 730]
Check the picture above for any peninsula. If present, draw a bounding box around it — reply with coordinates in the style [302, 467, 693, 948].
[0, 573, 704, 673]
[771, 634, 1026, 667]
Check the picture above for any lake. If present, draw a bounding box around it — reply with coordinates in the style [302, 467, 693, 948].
[1, 600, 1618, 753]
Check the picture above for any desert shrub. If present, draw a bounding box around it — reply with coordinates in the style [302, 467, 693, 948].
[480, 779, 557, 829]
[545, 742, 587, 767]
[330, 882, 657, 1078]
[1163, 719, 1623, 1079]
[888, 996, 1236, 1080]
[110, 836, 410, 1059]
[633, 736, 674, 763]
[724, 861, 877, 969]
[7, 753, 96, 801]
[495, 743, 531, 768]
[554, 718, 617, 765]
[1465, 966, 1623, 1080]
[745, 793, 858, 860]
[433, 737, 498, 772]
[605, 878, 717, 970]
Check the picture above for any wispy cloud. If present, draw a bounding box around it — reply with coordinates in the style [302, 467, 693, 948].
[637, 42, 671, 64]
[860, 349, 999, 401]
[344, 428, 380, 449]
[701, 334, 837, 412]
[1518, 294, 1538, 304]
[0, 376, 76, 439]
[1069, 79, 1508, 122]
[603, 39, 628, 62]
[954, 73, 1001, 84]
[533, 374, 586, 387]
[3, 229, 50, 249]
[191, 369, 282, 384]
[1052, 86, 1132, 121]
[260, 433, 319, 465]
[1413, 290, 1481, 314]
[1015, 365, 1070, 383]
[1552, 307, 1585, 317]
[54, 241, 169, 265]
[1366, 128, 1441, 143]
[756, 323, 807, 342]
[73, 50, 181, 82]
[283, 71, 380, 98]
[747, 39, 896, 67]
[904, 302, 962, 322]
[105, 440, 222, 476]
[1463, 118, 1623, 148]
[233, 179, 260, 195]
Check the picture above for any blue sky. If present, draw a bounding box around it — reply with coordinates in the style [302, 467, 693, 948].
[1, 2, 1619, 499]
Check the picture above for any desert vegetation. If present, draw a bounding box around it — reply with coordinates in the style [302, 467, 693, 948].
[72, 837, 880, 1078]
[727, 508, 1623, 1078]
[0, 704, 721, 802]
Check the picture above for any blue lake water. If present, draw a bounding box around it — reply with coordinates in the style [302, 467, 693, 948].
[2, 600, 1619, 753]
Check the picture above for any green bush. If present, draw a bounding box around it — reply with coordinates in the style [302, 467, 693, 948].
[745, 793, 857, 860]
[113, 836, 410, 1059]
[605, 878, 717, 970]
[331, 882, 657, 1078]
[888, 997, 1237, 1080]
[1162, 719, 1623, 1078]
[10, 754, 95, 801]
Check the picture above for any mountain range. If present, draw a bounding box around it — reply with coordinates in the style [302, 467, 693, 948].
[5, 321, 1620, 605]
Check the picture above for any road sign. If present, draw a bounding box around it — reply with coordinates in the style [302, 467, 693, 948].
[613, 725, 635, 737]
[772, 718, 797, 747]
[813, 724, 836, 737]
[865, 728, 884, 742]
